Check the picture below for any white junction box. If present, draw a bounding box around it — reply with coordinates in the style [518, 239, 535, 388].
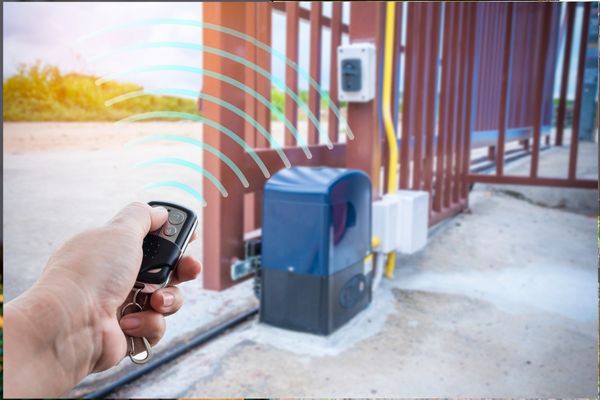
[372, 196, 399, 253]
[384, 190, 430, 254]
[337, 43, 376, 103]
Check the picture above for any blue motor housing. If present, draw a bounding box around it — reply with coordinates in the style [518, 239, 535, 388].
[260, 166, 372, 335]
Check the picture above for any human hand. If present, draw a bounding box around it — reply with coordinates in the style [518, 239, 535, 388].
[5, 202, 202, 397]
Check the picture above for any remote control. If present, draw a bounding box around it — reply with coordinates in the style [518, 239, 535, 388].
[122, 201, 198, 364]
[138, 201, 198, 293]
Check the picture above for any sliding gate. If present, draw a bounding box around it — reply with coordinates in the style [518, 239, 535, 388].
[201, 2, 597, 290]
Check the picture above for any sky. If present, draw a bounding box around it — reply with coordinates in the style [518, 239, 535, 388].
[2, 2, 348, 92]
[2, 2, 588, 98]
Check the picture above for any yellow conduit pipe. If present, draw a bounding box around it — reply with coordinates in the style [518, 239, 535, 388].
[383, 2, 399, 279]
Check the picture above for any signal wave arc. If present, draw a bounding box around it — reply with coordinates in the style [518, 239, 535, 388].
[137, 157, 228, 197]
[90, 42, 332, 149]
[97, 65, 311, 158]
[75, 18, 354, 140]
[144, 180, 207, 207]
[127, 134, 249, 188]
[107, 88, 291, 168]
[118, 111, 271, 178]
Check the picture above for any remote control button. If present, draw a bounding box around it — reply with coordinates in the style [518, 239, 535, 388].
[163, 225, 177, 236]
[169, 210, 186, 225]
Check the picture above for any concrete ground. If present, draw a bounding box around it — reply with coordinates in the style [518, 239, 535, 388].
[106, 187, 597, 398]
[3, 122, 598, 397]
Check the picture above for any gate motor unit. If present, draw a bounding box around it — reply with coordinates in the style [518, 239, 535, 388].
[260, 166, 373, 335]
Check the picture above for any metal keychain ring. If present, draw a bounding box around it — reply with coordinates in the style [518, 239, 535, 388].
[129, 336, 153, 364]
[120, 302, 143, 319]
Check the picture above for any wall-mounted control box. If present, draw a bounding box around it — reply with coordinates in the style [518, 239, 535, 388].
[338, 43, 376, 103]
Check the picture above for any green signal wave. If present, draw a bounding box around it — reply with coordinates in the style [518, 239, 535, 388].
[108, 88, 291, 168]
[126, 133, 249, 188]
[90, 42, 332, 148]
[118, 111, 271, 178]
[138, 157, 228, 197]
[75, 18, 354, 140]
[97, 65, 311, 158]
[144, 180, 207, 207]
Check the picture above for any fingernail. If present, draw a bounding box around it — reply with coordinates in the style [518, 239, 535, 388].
[154, 206, 168, 214]
[162, 292, 175, 307]
[120, 316, 141, 330]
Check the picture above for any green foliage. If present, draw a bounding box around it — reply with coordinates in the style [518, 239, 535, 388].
[270, 88, 347, 121]
[270, 88, 310, 114]
[3, 63, 197, 121]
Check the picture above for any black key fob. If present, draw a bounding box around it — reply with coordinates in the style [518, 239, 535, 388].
[137, 201, 198, 293]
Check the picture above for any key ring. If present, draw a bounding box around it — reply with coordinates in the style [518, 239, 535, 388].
[120, 288, 153, 364]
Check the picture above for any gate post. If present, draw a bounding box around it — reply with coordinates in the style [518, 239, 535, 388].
[346, 2, 384, 199]
[202, 3, 248, 290]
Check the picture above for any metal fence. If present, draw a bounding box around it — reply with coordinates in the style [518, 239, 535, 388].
[201, 2, 597, 290]
[468, 2, 597, 188]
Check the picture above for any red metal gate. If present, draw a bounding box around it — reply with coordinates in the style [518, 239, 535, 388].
[201, 2, 597, 290]
[468, 2, 596, 189]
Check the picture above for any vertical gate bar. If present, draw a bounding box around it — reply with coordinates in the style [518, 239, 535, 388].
[512, 6, 522, 128]
[480, 6, 491, 131]
[462, 3, 479, 199]
[511, 6, 524, 129]
[475, 6, 486, 131]
[496, 3, 514, 176]
[285, 2, 300, 147]
[412, 4, 427, 190]
[521, 3, 538, 128]
[487, 5, 501, 157]
[494, 5, 506, 127]
[519, 7, 533, 129]
[518, 6, 532, 144]
[521, 6, 534, 145]
[508, 6, 520, 130]
[476, 5, 486, 131]
[252, 4, 271, 228]
[434, 2, 452, 212]
[485, 6, 496, 130]
[543, 3, 561, 135]
[443, 3, 458, 208]
[255, 3, 272, 149]
[307, 2, 323, 145]
[473, 6, 487, 131]
[530, 4, 554, 179]
[490, 6, 500, 129]
[556, 3, 576, 147]
[399, 3, 416, 189]
[328, 2, 343, 143]
[568, 2, 592, 180]
[481, 5, 491, 131]
[203, 2, 248, 291]
[346, 2, 384, 197]
[243, 3, 257, 147]
[423, 3, 442, 195]
[453, 3, 467, 203]
[526, 5, 538, 128]
[529, 5, 543, 129]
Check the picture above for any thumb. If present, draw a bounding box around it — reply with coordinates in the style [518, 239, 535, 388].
[109, 202, 168, 238]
